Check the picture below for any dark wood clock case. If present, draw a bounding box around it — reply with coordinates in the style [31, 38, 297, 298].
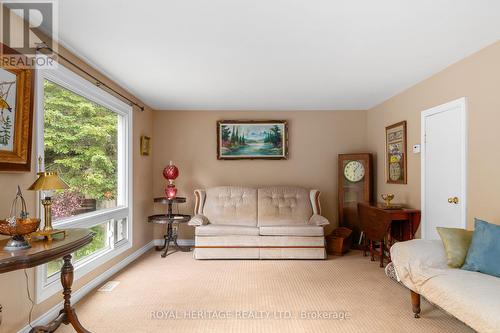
[338, 153, 373, 247]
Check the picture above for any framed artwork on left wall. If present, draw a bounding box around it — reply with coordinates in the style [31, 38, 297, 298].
[0, 43, 34, 172]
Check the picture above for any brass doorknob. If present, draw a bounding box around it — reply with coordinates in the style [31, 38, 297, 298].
[448, 197, 459, 204]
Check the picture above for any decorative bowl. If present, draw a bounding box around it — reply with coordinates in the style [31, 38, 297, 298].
[0, 218, 40, 236]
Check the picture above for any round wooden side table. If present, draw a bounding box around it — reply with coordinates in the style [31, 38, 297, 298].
[149, 197, 191, 258]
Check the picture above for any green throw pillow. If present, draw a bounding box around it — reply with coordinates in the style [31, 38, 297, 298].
[436, 227, 473, 268]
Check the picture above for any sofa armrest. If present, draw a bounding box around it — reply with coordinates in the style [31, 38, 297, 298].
[188, 214, 210, 226]
[194, 189, 206, 215]
[309, 214, 329, 226]
[309, 189, 321, 215]
[390, 239, 448, 290]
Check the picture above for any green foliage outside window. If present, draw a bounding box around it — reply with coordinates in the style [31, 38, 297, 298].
[44, 80, 118, 203]
[74, 224, 108, 261]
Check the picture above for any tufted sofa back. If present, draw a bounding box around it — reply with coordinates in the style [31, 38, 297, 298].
[257, 186, 312, 226]
[203, 186, 258, 226]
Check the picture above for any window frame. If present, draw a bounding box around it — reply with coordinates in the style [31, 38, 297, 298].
[34, 64, 133, 303]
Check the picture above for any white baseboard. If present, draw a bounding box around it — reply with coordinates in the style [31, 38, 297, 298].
[153, 238, 195, 247]
[18, 240, 155, 333]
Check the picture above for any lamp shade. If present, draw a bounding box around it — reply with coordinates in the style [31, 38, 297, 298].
[27, 172, 69, 191]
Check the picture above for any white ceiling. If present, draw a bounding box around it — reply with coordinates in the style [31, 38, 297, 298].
[54, 0, 500, 110]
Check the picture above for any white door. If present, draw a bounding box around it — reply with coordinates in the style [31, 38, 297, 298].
[421, 98, 467, 240]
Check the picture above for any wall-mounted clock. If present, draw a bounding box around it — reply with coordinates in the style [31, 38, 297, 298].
[338, 153, 373, 246]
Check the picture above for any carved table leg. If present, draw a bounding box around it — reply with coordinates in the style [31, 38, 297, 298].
[411, 290, 421, 318]
[161, 223, 173, 258]
[30, 255, 91, 333]
[362, 234, 367, 257]
[379, 239, 385, 268]
[155, 234, 168, 251]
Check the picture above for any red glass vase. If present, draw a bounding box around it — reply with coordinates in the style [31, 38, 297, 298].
[165, 184, 177, 199]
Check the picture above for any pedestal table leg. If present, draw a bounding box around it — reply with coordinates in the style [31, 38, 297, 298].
[30, 255, 90, 333]
[161, 222, 173, 258]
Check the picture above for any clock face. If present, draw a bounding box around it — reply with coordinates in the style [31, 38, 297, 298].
[344, 160, 365, 182]
[389, 162, 401, 181]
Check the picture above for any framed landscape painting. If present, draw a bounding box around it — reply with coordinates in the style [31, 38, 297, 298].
[0, 43, 34, 172]
[217, 120, 288, 160]
[385, 121, 407, 184]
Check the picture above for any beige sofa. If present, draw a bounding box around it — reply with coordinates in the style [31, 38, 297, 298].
[188, 186, 329, 259]
[391, 240, 500, 333]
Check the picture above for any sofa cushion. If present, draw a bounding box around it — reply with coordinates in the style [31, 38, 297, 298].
[462, 218, 500, 278]
[436, 227, 473, 268]
[259, 236, 325, 247]
[418, 267, 500, 333]
[195, 235, 259, 247]
[259, 225, 324, 237]
[203, 186, 257, 226]
[195, 224, 259, 236]
[258, 186, 312, 226]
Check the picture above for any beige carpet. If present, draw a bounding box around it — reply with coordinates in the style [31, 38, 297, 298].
[58, 250, 473, 333]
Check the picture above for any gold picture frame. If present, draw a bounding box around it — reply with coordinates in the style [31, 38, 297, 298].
[0, 43, 34, 172]
[140, 135, 151, 156]
[385, 121, 407, 184]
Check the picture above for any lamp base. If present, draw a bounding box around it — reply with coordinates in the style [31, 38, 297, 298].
[3, 235, 31, 251]
[32, 229, 66, 242]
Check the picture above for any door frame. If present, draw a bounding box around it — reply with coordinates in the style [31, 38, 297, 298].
[421, 97, 468, 239]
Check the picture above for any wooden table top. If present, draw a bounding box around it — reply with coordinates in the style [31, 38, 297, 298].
[359, 202, 421, 213]
[0, 228, 93, 274]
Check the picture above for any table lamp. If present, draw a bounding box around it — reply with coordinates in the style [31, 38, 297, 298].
[28, 169, 69, 239]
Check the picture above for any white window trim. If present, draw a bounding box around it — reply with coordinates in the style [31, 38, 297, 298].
[34, 63, 134, 304]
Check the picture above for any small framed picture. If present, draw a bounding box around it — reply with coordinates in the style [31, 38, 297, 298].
[385, 121, 407, 184]
[140, 135, 151, 156]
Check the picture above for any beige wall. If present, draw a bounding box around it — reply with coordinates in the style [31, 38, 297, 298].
[152, 110, 367, 239]
[366, 40, 500, 230]
[0, 16, 154, 332]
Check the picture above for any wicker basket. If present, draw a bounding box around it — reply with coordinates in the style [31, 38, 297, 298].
[0, 187, 40, 237]
[326, 227, 353, 256]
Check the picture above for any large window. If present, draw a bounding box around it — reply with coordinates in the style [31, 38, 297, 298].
[35, 64, 132, 303]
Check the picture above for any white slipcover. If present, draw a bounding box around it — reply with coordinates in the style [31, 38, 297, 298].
[391, 240, 500, 333]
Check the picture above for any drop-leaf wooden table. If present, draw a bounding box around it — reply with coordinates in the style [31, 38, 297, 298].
[0, 228, 94, 333]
